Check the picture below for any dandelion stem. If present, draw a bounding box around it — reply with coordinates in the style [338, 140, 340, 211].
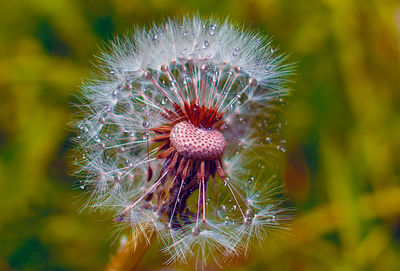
[105, 225, 156, 271]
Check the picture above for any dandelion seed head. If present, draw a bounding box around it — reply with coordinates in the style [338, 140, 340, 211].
[73, 15, 294, 266]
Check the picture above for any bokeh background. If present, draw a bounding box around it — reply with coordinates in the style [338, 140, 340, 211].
[1, 0, 399, 270]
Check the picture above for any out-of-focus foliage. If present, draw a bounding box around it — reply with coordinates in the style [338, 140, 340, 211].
[0, 0, 399, 270]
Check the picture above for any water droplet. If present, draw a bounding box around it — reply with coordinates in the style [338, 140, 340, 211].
[181, 48, 189, 56]
[232, 47, 240, 56]
[201, 64, 210, 72]
[161, 97, 168, 105]
[208, 24, 217, 36]
[78, 125, 88, 134]
[187, 53, 195, 60]
[202, 40, 209, 49]
[112, 89, 118, 98]
[142, 121, 149, 128]
[94, 135, 101, 143]
[248, 77, 257, 86]
[245, 209, 254, 217]
[234, 66, 241, 73]
[114, 175, 121, 183]
[191, 227, 200, 236]
[248, 176, 254, 184]
[266, 137, 272, 144]
[152, 34, 158, 43]
[125, 159, 132, 166]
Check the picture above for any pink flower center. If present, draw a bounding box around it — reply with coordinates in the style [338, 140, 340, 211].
[170, 121, 226, 160]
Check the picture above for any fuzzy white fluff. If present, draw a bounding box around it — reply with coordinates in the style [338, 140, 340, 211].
[74, 15, 293, 266]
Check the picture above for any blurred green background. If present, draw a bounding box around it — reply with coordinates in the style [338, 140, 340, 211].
[1, 0, 399, 270]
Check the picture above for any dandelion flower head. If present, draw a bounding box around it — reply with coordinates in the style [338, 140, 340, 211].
[74, 16, 293, 265]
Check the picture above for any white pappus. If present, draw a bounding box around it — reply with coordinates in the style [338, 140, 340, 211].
[73, 15, 294, 267]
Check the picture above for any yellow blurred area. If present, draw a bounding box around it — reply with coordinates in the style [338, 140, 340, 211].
[0, 0, 399, 270]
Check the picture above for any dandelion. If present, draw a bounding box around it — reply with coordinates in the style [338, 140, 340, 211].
[74, 16, 293, 268]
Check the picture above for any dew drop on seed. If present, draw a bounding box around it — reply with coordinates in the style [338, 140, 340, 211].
[248, 176, 254, 184]
[187, 53, 195, 60]
[181, 48, 189, 56]
[94, 135, 101, 143]
[112, 89, 118, 98]
[232, 47, 240, 56]
[142, 121, 149, 128]
[220, 205, 227, 212]
[191, 227, 200, 236]
[202, 40, 209, 49]
[78, 125, 88, 134]
[208, 24, 217, 36]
